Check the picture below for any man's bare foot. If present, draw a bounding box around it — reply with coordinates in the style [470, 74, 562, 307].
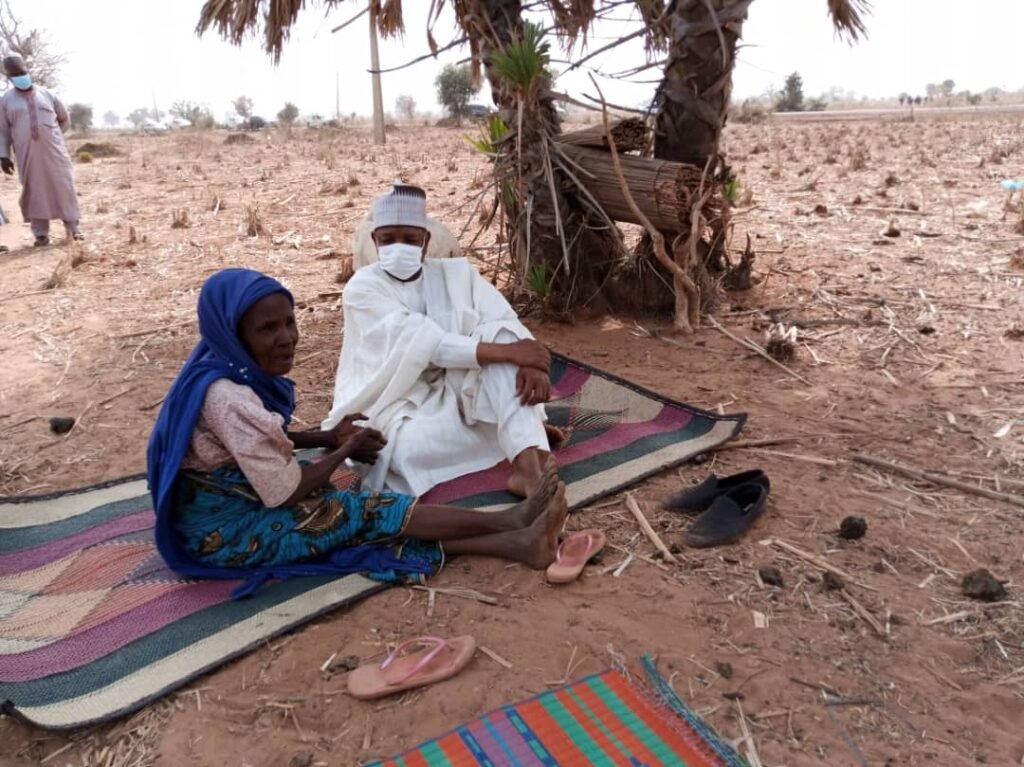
[507, 458, 559, 528]
[517, 480, 568, 569]
[544, 423, 566, 449]
[507, 448, 552, 497]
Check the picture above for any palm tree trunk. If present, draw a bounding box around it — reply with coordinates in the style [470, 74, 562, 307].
[655, 0, 752, 168]
[459, 0, 615, 307]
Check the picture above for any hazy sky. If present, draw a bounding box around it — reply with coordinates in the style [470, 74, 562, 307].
[14, 0, 1024, 122]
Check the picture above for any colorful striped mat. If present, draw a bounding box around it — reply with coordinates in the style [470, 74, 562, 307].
[368, 658, 748, 767]
[0, 354, 743, 729]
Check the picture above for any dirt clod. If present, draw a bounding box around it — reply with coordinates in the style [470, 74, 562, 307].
[758, 566, 784, 587]
[48, 416, 76, 434]
[882, 219, 901, 237]
[289, 751, 314, 767]
[962, 569, 1007, 602]
[823, 571, 845, 591]
[335, 655, 360, 672]
[716, 661, 734, 679]
[839, 516, 867, 540]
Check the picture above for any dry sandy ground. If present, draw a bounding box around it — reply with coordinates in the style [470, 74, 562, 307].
[1, 117, 1023, 766]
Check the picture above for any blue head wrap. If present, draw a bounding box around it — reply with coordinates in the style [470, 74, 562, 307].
[147, 268, 429, 596]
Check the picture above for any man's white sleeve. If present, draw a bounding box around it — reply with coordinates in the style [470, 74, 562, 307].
[431, 333, 481, 369]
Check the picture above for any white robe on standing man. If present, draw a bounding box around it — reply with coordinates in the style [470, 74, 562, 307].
[0, 62, 81, 244]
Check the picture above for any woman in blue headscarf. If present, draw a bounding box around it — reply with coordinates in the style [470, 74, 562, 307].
[147, 268, 567, 595]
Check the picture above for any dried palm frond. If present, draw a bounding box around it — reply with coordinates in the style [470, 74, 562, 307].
[377, 0, 405, 37]
[827, 0, 871, 43]
[634, 0, 670, 53]
[541, 0, 597, 49]
[196, 0, 341, 61]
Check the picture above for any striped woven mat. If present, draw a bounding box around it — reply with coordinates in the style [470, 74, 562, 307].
[368, 658, 749, 767]
[0, 354, 743, 729]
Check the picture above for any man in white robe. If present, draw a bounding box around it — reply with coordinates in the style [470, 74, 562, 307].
[324, 184, 554, 498]
[0, 55, 82, 247]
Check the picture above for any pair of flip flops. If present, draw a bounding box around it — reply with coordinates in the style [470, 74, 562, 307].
[663, 469, 770, 548]
[348, 635, 477, 700]
[547, 529, 606, 584]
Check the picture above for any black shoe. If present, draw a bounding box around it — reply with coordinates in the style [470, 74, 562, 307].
[684, 482, 769, 548]
[33, 236, 50, 247]
[662, 469, 769, 512]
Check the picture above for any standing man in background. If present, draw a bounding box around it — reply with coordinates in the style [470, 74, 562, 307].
[0, 54, 82, 247]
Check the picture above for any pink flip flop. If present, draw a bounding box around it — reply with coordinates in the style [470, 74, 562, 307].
[347, 635, 476, 700]
[546, 529, 607, 584]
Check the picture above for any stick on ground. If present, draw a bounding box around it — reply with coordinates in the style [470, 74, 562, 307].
[706, 315, 812, 385]
[624, 494, 678, 564]
[852, 453, 1024, 508]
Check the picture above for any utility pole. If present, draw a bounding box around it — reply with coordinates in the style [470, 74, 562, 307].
[368, 1, 386, 145]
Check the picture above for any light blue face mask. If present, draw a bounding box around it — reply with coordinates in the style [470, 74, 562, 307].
[10, 74, 31, 90]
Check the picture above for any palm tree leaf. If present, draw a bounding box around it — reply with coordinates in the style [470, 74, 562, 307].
[826, 0, 871, 43]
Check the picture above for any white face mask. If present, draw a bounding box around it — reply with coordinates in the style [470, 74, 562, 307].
[377, 242, 424, 280]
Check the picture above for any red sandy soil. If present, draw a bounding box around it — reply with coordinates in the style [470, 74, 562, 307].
[1, 117, 1023, 766]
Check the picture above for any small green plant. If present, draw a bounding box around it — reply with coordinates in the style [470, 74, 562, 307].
[723, 178, 740, 205]
[466, 115, 509, 157]
[492, 21, 550, 96]
[77, 151, 93, 163]
[527, 262, 550, 298]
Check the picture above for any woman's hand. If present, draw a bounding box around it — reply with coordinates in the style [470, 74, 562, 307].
[342, 427, 388, 464]
[326, 412, 368, 449]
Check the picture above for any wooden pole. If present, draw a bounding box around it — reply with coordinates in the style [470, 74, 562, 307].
[368, 1, 386, 145]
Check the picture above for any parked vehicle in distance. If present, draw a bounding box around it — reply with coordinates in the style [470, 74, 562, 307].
[305, 114, 325, 128]
[468, 103, 491, 119]
[142, 118, 168, 135]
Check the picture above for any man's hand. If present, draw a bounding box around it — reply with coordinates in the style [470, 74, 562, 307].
[341, 427, 387, 464]
[516, 366, 550, 406]
[326, 412, 368, 449]
[0, 158, 13, 176]
[503, 339, 551, 373]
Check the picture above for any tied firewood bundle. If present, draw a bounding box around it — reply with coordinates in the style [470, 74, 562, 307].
[554, 117, 650, 154]
[556, 144, 722, 234]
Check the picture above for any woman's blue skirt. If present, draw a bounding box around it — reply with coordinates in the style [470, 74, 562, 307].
[173, 466, 442, 584]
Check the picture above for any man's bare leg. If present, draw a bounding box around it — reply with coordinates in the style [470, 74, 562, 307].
[442, 481, 568, 569]
[507, 446, 554, 498]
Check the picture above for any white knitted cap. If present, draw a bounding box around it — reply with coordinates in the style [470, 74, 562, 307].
[371, 182, 427, 230]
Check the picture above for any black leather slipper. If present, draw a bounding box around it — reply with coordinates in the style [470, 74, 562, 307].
[684, 482, 769, 548]
[663, 469, 769, 513]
